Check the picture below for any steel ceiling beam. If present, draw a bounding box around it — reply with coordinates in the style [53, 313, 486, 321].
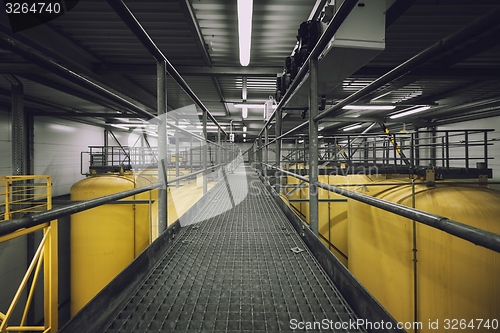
[0, 16, 160, 115]
[95, 64, 282, 77]
[0, 33, 156, 119]
[178, 0, 230, 116]
[17, 73, 148, 115]
[316, 6, 500, 121]
[106, 0, 227, 136]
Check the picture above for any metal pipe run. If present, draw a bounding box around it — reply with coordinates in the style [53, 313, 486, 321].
[315, 6, 500, 121]
[258, 0, 358, 137]
[106, 0, 226, 136]
[0, 33, 156, 120]
[261, 163, 500, 254]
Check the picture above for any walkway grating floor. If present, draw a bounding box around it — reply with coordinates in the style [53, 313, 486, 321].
[104, 164, 366, 332]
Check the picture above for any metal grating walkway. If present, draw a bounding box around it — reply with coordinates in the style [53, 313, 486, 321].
[104, 164, 366, 332]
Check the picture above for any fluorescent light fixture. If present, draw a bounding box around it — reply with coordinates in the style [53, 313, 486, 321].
[343, 124, 362, 132]
[342, 105, 396, 110]
[234, 103, 266, 108]
[237, 0, 253, 66]
[243, 133, 247, 138]
[390, 106, 431, 119]
[243, 125, 247, 132]
[242, 107, 248, 119]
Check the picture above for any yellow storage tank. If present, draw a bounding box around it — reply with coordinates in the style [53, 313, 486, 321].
[348, 180, 500, 333]
[318, 174, 381, 266]
[70, 173, 156, 316]
[284, 172, 381, 266]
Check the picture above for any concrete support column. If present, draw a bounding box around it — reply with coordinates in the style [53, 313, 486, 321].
[157, 60, 168, 235]
[308, 57, 319, 235]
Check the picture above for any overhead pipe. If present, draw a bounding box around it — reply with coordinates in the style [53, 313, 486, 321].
[257, 0, 359, 138]
[262, 163, 500, 254]
[0, 33, 156, 119]
[315, 6, 500, 122]
[106, 0, 227, 136]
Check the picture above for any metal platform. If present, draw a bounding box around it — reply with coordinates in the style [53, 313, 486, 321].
[99, 164, 365, 332]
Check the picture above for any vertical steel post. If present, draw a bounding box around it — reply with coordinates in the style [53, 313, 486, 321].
[157, 60, 168, 235]
[8, 75, 27, 176]
[264, 125, 269, 180]
[175, 119, 180, 188]
[275, 107, 282, 193]
[203, 110, 208, 194]
[190, 136, 193, 175]
[309, 57, 319, 235]
[217, 128, 222, 180]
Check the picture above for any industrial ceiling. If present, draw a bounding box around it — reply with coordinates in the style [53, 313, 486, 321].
[1, 0, 500, 142]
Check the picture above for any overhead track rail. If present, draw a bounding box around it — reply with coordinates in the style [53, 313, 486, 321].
[106, 0, 227, 136]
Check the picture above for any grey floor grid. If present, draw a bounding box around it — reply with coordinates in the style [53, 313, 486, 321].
[104, 164, 366, 332]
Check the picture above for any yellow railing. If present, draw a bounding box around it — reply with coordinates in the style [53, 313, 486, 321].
[0, 175, 57, 333]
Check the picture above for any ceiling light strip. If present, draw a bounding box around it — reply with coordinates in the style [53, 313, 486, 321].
[237, 0, 253, 67]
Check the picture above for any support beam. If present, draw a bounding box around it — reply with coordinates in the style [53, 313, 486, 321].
[202, 110, 208, 194]
[95, 64, 282, 77]
[179, 0, 229, 116]
[308, 58, 319, 236]
[5, 75, 27, 176]
[157, 60, 168, 236]
[275, 107, 282, 193]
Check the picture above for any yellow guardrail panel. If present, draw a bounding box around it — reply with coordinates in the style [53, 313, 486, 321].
[0, 175, 56, 333]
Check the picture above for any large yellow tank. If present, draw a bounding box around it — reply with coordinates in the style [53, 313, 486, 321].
[348, 180, 500, 333]
[318, 174, 381, 266]
[70, 173, 156, 316]
[284, 172, 381, 266]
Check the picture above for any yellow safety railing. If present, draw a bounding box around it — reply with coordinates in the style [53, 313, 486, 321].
[0, 175, 57, 333]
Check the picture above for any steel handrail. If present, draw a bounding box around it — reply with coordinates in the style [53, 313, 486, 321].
[262, 163, 500, 253]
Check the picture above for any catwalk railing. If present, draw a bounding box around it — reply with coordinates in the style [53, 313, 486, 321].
[0, 175, 57, 333]
[0, 157, 240, 332]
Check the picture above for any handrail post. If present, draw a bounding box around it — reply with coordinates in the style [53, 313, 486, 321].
[309, 57, 319, 235]
[275, 106, 282, 193]
[203, 110, 208, 194]
[264, 125, 269, 181]
[157, 60, 168, 235]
